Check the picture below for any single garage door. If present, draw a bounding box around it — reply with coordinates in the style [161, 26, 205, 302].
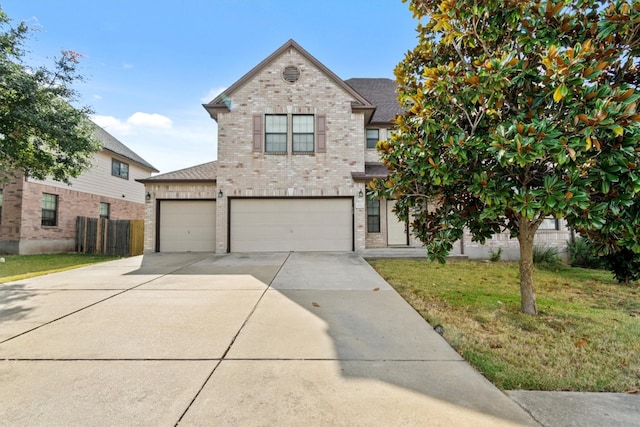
[159, 200, 216, 252]
[230, 198, 353, 252]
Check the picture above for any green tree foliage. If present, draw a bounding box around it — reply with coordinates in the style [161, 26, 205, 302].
[374, 0, 640, 314]
[0, 6, 99, 183]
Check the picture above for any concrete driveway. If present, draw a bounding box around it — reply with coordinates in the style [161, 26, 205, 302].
[0, 252, 537, 426]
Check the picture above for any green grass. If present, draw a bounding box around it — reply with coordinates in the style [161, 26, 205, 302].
[0, 253, 120, 283]
[368, 259, 640, 392]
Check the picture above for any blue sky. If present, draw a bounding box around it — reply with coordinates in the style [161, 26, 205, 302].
[3, 1, 419, 174]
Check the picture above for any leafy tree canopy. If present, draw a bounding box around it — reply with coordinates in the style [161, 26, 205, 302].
[0, 6, 99, 183]
[374, 0, 640, 313]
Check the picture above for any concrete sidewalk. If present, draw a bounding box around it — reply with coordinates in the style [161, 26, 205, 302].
[0, 252, 637, 426]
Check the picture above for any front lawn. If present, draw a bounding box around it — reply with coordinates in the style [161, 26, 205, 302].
[368, 259, 640, 392]
[0, 253, 119, 284]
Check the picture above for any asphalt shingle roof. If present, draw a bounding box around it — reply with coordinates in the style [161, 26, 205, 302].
[344, 78, 403, 124]
[140, 160, 217, 182]
[92, 123, 158, 172]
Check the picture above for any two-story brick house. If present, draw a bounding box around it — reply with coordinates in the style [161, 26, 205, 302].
[0, 122, 157, 254]
[140, 39, 571, 257]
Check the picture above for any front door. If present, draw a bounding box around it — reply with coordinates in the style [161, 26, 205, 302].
[387, 200, 408, 246]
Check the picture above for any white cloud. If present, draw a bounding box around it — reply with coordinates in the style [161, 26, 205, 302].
[201, 87, 226, 103]
[128, 112, 173, 129]
[122, 62, 134, 69]
[91, 112, 173, 134]
[93, 94, 103, 100]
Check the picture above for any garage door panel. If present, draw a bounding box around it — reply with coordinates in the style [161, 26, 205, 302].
[160, 201, 216, 252]
[230, 199, 352, 252]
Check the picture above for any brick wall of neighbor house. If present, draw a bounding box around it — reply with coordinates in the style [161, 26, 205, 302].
[5, 180, 145, 254]
[0, 174, 26, 253]
[215, 47, 368, 252]
[143, 182, 217, 252]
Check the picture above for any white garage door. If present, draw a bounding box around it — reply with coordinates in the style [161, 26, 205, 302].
[230, 198, 353, 252]
[159, 200, 216, 252]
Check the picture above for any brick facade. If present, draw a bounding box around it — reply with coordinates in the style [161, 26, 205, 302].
[213, 46, 368, 253]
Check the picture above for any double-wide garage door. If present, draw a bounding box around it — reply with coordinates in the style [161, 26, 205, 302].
[159, 200, 216, 252]
[230, 198, 353, 252]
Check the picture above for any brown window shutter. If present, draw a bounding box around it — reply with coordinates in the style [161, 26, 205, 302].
[253, 115, 263, 152]
[316, 115, 326, 153]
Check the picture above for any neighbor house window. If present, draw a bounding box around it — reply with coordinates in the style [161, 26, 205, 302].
[292, 115, 314, 153]
[539, 217, 560, 230]
[265, 114, 288, 153]
[366, 129, 379, 149]
[41, 193, 58, 227]
[367, 198, 380, 233]
[0, 189, 3, 224]
[100, 202, 110, 219]
[112, 159, 129, 179]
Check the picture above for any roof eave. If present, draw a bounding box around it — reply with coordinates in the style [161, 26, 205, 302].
[202, 104, 230, 121]
[351, 172, 389, 181]
[351, 104, 376, 125]
[136, 178, 217, 184]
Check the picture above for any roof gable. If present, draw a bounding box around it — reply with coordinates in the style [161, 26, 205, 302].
[203, 39, 375, 121]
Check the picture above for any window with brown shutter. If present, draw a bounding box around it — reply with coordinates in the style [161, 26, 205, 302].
[253, 115, 263, 152]
[316, 115, 326, 153]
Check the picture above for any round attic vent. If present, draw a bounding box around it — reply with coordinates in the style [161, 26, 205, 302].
[282, 65, 301, 83]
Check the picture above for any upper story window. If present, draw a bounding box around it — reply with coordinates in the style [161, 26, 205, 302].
[112, 159, 129, 180]
[292, 115, 314, 153]
[366, 129, 379, 149]
[41, 193, 58, 227]
[100, 202, 110, 220]
[265, 115, 288, 153]
[256, 114, 325, 154]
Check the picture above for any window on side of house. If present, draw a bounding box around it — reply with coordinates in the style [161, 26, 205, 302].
[100, 202, 110, 220]
[367, 198, 380, 233]
[112, 159, 129, 179]
[265, 114, 288, 153]
[0, 189, 3, 224]
[366, 129, 379, 149]
[41, 193, 58, 227]
[539, 217, 560, 230]
[292, 114, 314, 153]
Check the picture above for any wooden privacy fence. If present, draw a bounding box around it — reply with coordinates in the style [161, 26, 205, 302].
[76, 217, 144, 257]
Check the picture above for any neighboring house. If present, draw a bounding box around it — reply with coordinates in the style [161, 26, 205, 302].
[0, 123, 158, 254]
[139, 39, 570, 258]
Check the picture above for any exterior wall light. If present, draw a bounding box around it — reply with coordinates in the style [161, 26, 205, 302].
[358, 189, 364, 198]
[145, 192, 151, 201]
[218, 189, 223, 198]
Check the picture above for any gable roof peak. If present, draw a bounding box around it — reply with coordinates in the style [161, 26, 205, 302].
[203, 39, 374, 121]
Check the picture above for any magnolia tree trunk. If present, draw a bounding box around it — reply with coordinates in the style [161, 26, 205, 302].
[517, 218, 538, 315]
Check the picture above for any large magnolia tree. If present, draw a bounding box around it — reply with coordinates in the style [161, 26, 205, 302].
[0, 6, 98, 183]
[374, 0, 640, 314]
